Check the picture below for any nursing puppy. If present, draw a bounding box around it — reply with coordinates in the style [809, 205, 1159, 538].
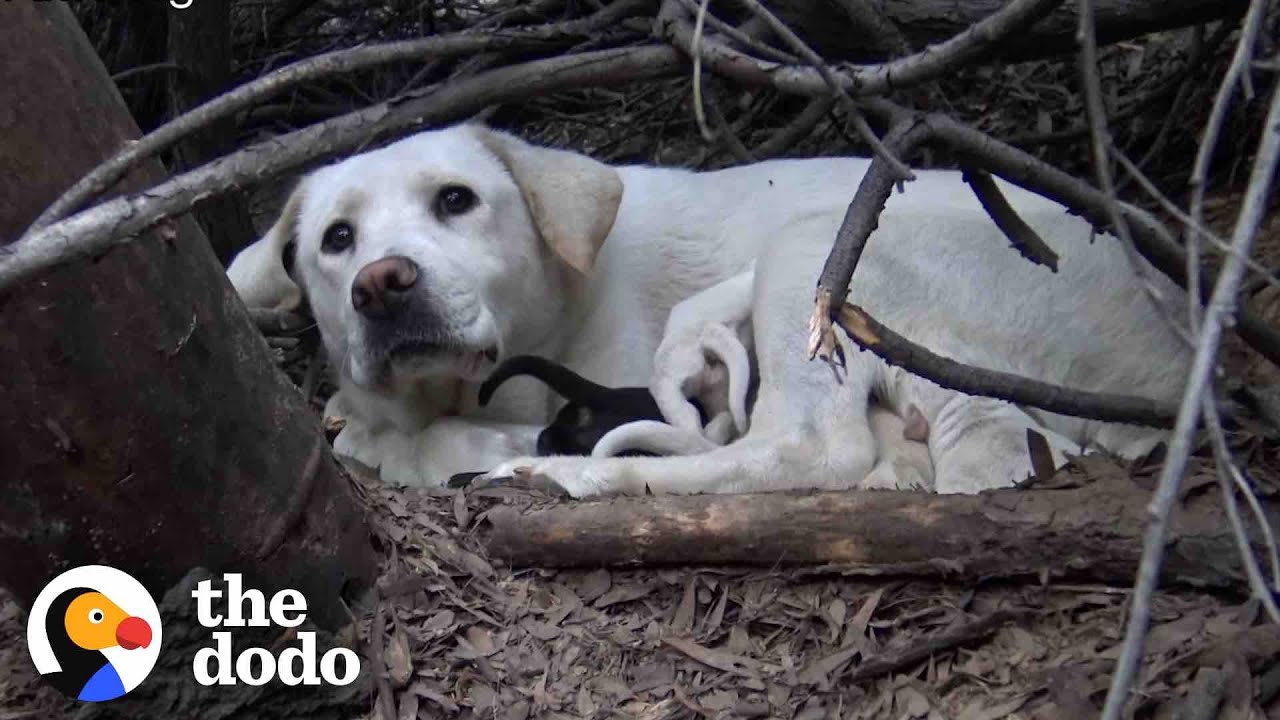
[477, 355, 707, 457]
[228, 124, 1187, 496]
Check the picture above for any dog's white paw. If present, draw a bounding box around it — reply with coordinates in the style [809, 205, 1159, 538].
[479, 456, 628, 498]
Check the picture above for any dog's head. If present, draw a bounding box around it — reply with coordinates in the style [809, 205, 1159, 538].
[228, 125, 623, 391]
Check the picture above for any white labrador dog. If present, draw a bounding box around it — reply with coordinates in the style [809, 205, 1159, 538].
[229, 124, 1188, 496]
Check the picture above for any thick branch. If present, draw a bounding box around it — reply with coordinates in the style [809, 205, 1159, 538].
[0, 46, 683, 292]
[659, 0, 1066, 98]
[23, 0, 655, 236]
[479, 478, 1264, 589]
[836, 303, 1177, 426]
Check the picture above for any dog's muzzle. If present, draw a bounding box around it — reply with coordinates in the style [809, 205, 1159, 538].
[350, 255, 498, 381]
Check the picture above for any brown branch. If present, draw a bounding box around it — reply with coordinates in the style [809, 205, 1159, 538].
[478, 477, 1264, 589]
[752, 96, 835, 157]
[1077, 0, 1142, 291]
[0, 46, 684, 292]
[961, 167, 1060, 271]
[257, 432, 327, 559]
[918, 112, 1280, 368]
[829, 0, 913, 59]
[810, 116, 930, 359]
[23, 0, 656, 236]
[836, 303, 1177, 426]
[666, 22, 1279, 367]
[730, 0, 913, 180]
[845, 609, 1033, 683]
[658, 0, 1066, 98]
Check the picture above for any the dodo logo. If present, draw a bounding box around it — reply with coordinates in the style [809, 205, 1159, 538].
[26, 566, 161, 702]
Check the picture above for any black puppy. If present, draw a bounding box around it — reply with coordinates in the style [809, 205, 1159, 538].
[478, 355, 705, 457]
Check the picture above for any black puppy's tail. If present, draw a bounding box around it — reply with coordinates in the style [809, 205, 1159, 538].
[479, 355, 620, 408]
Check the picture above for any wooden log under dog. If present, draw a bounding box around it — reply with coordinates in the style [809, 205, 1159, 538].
[480, 473, 1265, 588]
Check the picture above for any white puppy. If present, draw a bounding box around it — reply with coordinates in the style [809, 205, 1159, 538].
[229, 124, 1187, 495]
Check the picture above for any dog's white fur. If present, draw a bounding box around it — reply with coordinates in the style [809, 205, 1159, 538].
[229, 124, 1188, 496]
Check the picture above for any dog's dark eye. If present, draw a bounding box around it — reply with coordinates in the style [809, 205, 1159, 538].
[436, 185, 476, 216]
[321, 222, 355, 254]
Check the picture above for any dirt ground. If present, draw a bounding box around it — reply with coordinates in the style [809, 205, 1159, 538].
[4, 448, 1279, 719]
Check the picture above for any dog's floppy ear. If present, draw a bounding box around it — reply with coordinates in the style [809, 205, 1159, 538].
[477, 128, 622, 274]
[226, 187, 305, 312]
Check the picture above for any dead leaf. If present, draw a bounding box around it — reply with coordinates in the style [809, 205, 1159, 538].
[958, 693, 1030, 720]
[671, 576, 697, 634]
[577, 569, 611, 603]
[796, 644, 860, 686]
[385, 626, 413, 687]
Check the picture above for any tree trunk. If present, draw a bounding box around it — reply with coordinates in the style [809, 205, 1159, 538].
[761, 0, 1244, 62]
[0, 1, 375, 632]
[167, 0, 258, 264]
[480, 472, 1262, 588]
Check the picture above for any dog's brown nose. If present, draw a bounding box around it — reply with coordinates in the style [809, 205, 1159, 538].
[352, 256, 419, 318]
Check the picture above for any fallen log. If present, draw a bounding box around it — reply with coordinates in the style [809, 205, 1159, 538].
[479, 464, 1267, 588]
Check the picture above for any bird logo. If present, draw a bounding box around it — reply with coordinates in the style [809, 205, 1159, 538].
[26, 566, 162, 702]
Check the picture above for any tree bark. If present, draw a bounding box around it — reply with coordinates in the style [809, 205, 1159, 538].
[760, 0, 1244, 62]
[0, 1, 375, 631]
[480, 472, 1262, 588]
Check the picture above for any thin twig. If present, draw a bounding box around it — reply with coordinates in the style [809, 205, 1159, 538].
[1185, 0, 1271, 333]
[1230, 465, 1280, 592]
[1077, 0, 1160, 325]
[835, 303, 1178, 426]
[690, 0, 716, 142]
[1100, 74, 1280, 720]
[961, 167, 1060, 271]
[110, 62, 185, 84]
[917, 111, 1280, 367]
[0, 46, 684, 292]
[674, 0, 799, 64]
[257, 432, 326, 559]
[23, 0, 655, 237]
[1203, 399, 1280, 622]
[1111, 145, 1280, 296]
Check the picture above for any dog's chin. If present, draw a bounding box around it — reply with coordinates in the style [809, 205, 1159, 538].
[371, 340, 499, 385]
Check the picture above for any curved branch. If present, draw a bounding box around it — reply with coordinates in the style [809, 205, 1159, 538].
[0, 46, 683, 292]
[961, 168, 1060, 271]
[22, 0, 655, 237]
[659, 0, 1065, 97]
[836, 303, 1177, 426]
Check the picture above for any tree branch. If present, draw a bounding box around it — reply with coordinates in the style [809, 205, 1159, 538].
[658, 0, 1066, 98]
[961, 167, 1060, 271]
[478, 477, 1266, 589]
[1100, 58, 1280, 720]
[835, 303, 1177, 426]
[0, 46, 683, 292]
[22, 0, 656, 238]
